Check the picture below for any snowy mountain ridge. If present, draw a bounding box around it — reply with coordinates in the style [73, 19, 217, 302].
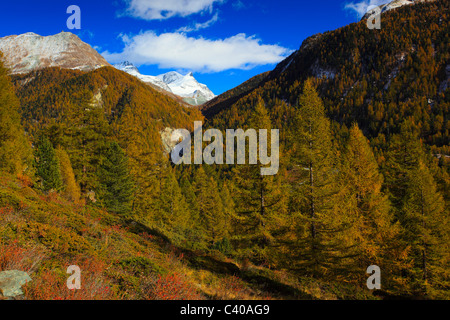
[362, 0, 431, 20]
[113, 61, 173, 94]
[113, 62, 216, 106]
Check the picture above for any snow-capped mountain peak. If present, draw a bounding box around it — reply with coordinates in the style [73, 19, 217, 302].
[114, 63, 215, 105]
[156, 71, 184, 85]
[113, 61, 140, 74]
[158, 71, 216, 105]
[113, 62, 173, 94]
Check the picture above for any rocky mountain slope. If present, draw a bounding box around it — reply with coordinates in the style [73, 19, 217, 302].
[362, 0, 432, 20]
[0, 32, 110, 74]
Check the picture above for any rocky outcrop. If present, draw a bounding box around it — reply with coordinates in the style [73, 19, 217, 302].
[0, 270, 32, 299]
[160, 127, 188, 154]
[0, 32, 110, 74]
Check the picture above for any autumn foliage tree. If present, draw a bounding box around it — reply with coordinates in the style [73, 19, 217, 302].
[0, 55, 32, 175]
[232, 97, 286, 262]
[341, 123, 397, 277]
[288, 80, 352, 277]
[401, 162, 449, 298]
[194, 166, 226, 246]
[55, 146, 81, 202]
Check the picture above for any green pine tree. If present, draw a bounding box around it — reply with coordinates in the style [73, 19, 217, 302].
[98, 142, 134, 215]
[120, 117, 167, 221]
[34, 136, 63, 192]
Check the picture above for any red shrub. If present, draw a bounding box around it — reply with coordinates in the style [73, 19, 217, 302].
[0, 240, 46, 273]
[0, 206, 14, 216]
[145, 273, 202, 300]
[23, 257, 115, 300]
[17, 174, 33, 188]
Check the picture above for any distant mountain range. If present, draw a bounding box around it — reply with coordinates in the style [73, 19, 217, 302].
[113, 62, 215, 105]
[0, 32, 215, 106]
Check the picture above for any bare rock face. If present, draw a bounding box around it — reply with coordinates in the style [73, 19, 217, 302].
[0, 32, 111, 74]
[160, 127, 187, 154]
[0, 270, 32, 298]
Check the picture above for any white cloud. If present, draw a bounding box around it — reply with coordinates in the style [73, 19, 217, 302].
[176, 12, 219, 33]
[123, 0, 223, 20]
[102, 31, 293, 73]
[344, 0, 390, 18]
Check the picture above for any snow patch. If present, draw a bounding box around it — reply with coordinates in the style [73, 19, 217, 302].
[311, 60, 336, 79]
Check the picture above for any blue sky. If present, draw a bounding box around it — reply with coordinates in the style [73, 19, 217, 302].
[0, 0, 389, 95]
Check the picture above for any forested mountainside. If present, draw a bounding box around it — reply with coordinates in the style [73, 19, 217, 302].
[12, 66, 201, 133]
[0, 0, 448, 301]
[199, 0, 449, 298]
[206, 0, 449, 151]
[200, 71, 270, 118]
[9, 65, 203, 220]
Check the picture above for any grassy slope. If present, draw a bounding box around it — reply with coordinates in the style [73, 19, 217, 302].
[0, 173, 375, 300]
